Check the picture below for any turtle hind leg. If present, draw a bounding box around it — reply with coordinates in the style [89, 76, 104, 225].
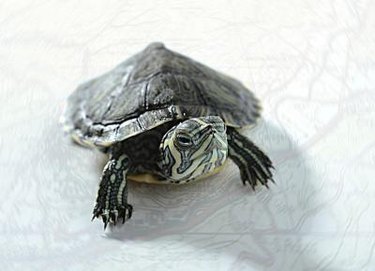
[227, 127, 274, 189]
[92, 154, 133, 229]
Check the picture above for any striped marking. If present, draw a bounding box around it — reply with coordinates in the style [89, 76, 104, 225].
[227, 128, 273, 188]
[160, 117, 228, 183]
[92, 153, 132, 228]
[232, 137, 271, 180]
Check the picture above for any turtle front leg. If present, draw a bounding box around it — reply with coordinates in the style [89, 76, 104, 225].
[227, 127, 274, 189]
[92, 154, 133, 229]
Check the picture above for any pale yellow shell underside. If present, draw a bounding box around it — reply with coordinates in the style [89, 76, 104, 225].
[128, 161, 227, 184]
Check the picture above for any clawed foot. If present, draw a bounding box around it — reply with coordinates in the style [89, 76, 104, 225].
[92, 204, 133, 229]
[227, 127, 275, 190]
[240, 164, 274, 190]
[235, 148, 274, 190]
[92, 153, 132, 229]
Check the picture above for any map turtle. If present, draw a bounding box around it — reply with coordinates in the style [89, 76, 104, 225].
[62, 42, 274, 228]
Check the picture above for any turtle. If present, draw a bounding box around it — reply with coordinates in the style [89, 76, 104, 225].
[62, 42, 274, 229]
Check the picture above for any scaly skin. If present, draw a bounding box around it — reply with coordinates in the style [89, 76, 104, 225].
[91, 118, 274, 229]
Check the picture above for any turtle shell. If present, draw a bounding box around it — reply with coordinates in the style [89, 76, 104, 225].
[62, 42, 260, 147]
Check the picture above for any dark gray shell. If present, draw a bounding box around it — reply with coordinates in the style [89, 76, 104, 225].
[62, 42, 260, 147]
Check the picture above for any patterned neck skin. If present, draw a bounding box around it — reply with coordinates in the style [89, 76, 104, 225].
[160, 116, 228, 183]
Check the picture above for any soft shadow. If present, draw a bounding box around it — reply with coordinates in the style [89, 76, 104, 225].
[95, 119, 320, 269]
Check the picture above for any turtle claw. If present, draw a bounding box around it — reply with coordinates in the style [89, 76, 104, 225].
[242, 178, 256, 190]
[92, 204, 133, 229]
[119, 204, 133, 223]
[102, 214, 109, 230]
[242, 174, 272, 190]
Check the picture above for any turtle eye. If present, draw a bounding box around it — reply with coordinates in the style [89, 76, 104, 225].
[176, 134, 193, 147]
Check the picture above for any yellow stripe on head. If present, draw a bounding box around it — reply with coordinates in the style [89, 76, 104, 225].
[160, 116, 228, 182]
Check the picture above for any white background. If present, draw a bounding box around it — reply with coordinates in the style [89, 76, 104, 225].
[1, 0, 375, 270]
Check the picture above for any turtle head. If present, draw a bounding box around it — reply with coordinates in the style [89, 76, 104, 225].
[160, 116, 228, 182]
